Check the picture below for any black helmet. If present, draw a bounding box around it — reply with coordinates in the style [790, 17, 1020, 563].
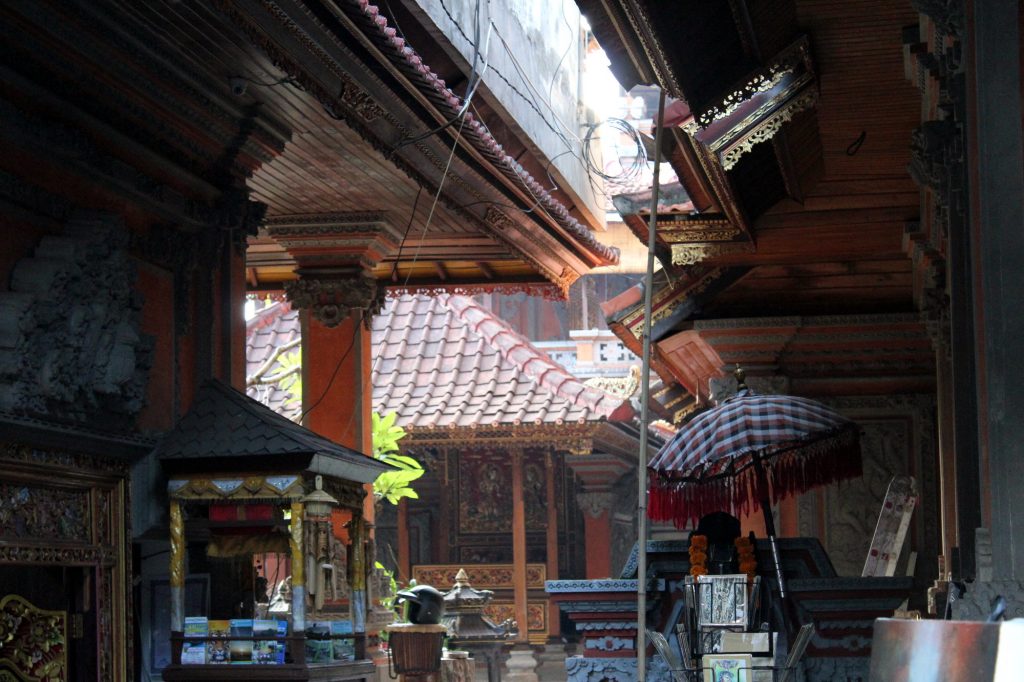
[396, 584, 445, 625]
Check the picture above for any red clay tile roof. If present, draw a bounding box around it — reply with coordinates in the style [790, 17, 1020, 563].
[245, 296, 634, 429]
[247, 301, 302, 422]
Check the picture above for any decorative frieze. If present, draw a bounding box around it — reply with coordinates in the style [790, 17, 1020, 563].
[695, 36, 815, 129]
[671, 241, 754, 266]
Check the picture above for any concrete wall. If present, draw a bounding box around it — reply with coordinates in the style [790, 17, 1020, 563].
[414, 0, 605, 230]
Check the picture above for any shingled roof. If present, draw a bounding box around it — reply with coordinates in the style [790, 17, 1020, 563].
[157, 378, 389, 483]
[245, 296, 634, 431]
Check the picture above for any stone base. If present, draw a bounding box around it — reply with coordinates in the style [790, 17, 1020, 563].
[504, 646, 539, 682]
[951, 579, 1024, 621]
[533, 644, 566, 682]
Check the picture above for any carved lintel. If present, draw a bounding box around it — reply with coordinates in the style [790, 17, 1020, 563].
[671, 241, 754, 266]
[577, 492, 616, 518]
[284, 271, 384, 328]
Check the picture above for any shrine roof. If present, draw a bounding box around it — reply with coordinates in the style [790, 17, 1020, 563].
[245, 297, 634, 430]
[156, 378, 389, 483]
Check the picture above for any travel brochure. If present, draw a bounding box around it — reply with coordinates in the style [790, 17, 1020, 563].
[180, 616, 289, 664]
[305, 620, 356, 664]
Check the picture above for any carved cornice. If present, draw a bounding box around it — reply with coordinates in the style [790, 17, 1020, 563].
[671, 241, 754, 265]
[576, 492, 617, 518]
[284, 271, 384, 328]
[719, 87, 819, 170]
[617, 0, 685, 99]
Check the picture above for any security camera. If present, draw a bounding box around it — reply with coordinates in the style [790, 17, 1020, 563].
[229, 78, 248, 97]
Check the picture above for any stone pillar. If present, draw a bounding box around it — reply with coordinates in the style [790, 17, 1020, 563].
[577, 492, 615, 579]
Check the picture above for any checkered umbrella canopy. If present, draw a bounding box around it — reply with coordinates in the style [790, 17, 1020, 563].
[648, 389, 861, 527]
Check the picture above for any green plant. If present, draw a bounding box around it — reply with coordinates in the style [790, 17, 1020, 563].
[371, 412, 424, 505]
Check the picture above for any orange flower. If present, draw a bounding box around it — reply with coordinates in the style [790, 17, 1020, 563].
[688, 550, 707, 565]
[734, 536, 752, 549]
[739, 560, 758, 574]
[690, 535, 708, 550]
[690, 565, 708, 577]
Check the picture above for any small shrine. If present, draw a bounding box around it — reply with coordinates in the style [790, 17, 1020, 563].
[442, 568, 514, 682]
[155, 379, 393, 681]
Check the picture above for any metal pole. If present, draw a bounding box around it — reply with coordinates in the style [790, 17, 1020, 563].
[637, 87, 666, 682]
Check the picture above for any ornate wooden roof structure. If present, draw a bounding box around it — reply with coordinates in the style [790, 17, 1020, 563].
[584, 0, 933, 406]
[0, 0, 620, 332]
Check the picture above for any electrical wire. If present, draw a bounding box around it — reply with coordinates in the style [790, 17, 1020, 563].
[391, 1, 490, 154]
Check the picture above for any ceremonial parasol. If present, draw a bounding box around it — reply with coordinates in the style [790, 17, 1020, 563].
[647, 368, 862, 631]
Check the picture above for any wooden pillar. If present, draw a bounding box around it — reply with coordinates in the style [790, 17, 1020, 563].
[966, 0, 1024, 580]
[511, 449, 529, 644]
[544, 451, 560, 639]
[290, 501, 306, 631]
[935, 350, 959, 563]
[169, 499, 185, 634]
[397, 498, 411, 584]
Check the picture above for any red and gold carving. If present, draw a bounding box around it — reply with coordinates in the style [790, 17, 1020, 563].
[0, 594, 66, 681]
[482, 601, 546, 638]
[0, 483, 89, 543]
[412, 564, 546, 590]
[458, 455, 513, 533]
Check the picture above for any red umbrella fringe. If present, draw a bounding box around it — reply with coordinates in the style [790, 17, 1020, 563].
[647, 428, 862, 528]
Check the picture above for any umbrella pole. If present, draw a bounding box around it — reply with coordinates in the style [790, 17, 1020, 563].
[636, 87, 666, 682]
[751, 454, 799, 641]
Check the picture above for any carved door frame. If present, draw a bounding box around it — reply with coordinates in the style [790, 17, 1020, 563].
[0, 445, 131, 681]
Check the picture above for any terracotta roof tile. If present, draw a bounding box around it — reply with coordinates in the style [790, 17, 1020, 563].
[246, 295, 634, 430]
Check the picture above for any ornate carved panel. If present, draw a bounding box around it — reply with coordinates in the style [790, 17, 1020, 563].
[457, 452, 513, 533]
[0, 594, 67, 681]
[0, 215, 153, 424]
[0, 445, 130, 680]
[0, 483, 89, 543]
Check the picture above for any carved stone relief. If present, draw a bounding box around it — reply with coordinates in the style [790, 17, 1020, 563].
[822, 419, 908, 576]
[794, 396, 939, 582]
[0, 214, 153, 424]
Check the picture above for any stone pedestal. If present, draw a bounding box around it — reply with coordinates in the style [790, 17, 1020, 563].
[533, 643, 566, 682]
[504, 646, 539, 682]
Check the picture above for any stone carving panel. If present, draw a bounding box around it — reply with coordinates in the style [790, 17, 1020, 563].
[821, 419, 909, 576]
[0, 214, 153, 424]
